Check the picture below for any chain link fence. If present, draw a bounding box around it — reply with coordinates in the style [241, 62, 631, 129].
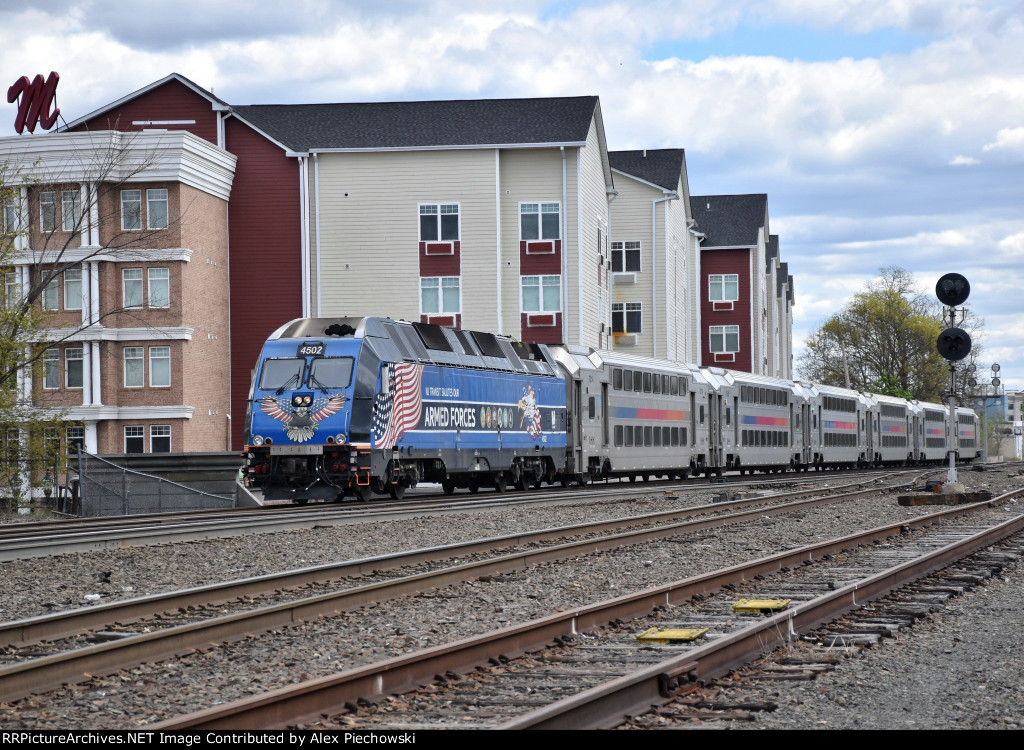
[76, 450, 236, 517]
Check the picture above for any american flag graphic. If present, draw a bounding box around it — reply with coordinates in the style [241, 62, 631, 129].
[373, 362, 425, 449]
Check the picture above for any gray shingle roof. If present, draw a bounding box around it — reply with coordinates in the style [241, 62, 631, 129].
[690, 194, 768, 248]
[233, 96, 600, 152]
[608, 149, 685, 191]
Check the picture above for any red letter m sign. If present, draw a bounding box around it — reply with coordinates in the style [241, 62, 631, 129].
[8, 72, 61, 134]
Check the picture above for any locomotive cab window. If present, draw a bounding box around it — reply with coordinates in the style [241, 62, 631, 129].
[259, 358, 305, 391]
[308, 357, 355, 389]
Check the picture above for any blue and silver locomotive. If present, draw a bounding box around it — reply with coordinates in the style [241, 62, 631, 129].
[243, 317, 568, 501]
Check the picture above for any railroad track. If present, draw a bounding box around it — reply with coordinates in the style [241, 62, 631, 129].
[624, 541, 1024, 727]
[144, 487, 1024, 730]
[0, 472, 916, 703]
[0, 469, 924, 561]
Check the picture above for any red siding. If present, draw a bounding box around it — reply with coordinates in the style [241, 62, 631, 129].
[701, 248, 752, 372]
[520, 240, 561, 275]
[521, 313, 562, 344]
[68, 79, 219, 144]
[419, 241, 460, 276]
[224, 118, 302, 449]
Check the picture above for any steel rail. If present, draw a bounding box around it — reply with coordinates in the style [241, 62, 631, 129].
[0, 477, 915, 701]
[500, 508, 1024, 728]
[145, 487, 1024, 730]
[0, 473, 906, 649]
[0, 470, 921, 559]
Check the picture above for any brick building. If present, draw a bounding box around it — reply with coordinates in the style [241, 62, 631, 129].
[0, 129, 236, 454]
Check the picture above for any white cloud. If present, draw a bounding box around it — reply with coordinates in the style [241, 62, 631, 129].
[2, 0, 1023, 387]
[983, 126, 1024, 154]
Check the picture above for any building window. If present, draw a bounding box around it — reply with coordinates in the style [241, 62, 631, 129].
[149, 346, 170, 387]
[4, 272, 18, 309]
[64, 269, 83, 311]
[611, 241, 641, 272]
[66, 426, 84, 456]
[5, 429, 20, 464]
[147, 189, 168, 230]
[521, 275, 561, 312]
[121, 190, 142, 231]
[148, 268, 170, 308]
[43, 348, 60, 389]
[612, 302, 642, 333]
[419, 204, 459, 242]
[2, 199, 17, 233]
[520, 203, 560, 241]
[709, 325, 740, 354]
[62, 190, 81, 232]
[44, 427, 61, 463]
[124, 426, 145, 454]
[123, 268, 143, 308]
[420, 276, 460, 315]
[41, 274, 58, 310]
[40, 191, 56, 232]
[65, 347, 84, 389]
[124, 347, 144, 388]
[709, 274, 739, 302]
[151, 425, 171, 453]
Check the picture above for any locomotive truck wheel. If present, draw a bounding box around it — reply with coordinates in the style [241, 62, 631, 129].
[295, 498, 309, 505]
[494, 474, 508, 493]
[468, 478, 481, 494]
[442, 481, 456, 496]
[514, 473, 529, 491]
[389, 480, 407, 500]
[352, 484, 374, 502]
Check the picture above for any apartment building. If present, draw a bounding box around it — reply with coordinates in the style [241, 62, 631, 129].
[690, 194, 794, 378]
[0, 129, 236, 454]
[4, 73, 795, 452]
[606, 149, 699, 363]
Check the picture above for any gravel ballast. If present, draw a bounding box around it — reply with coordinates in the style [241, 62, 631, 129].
[0, 467, 1021, 729]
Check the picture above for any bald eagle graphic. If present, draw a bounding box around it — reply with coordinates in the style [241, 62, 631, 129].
[260, 393, 346, 443]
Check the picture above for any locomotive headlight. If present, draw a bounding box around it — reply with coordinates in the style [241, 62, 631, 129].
[336, 433, 347, 444]
[292, 395, 303, 407]
[252, 435, 264, 446]
[303, 395, 312, 406]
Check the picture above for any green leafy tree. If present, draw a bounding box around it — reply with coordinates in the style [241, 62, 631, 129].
[798, 267, 983, 402]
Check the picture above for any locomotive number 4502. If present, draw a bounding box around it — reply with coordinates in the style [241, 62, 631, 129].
[298, 342, 325, 356]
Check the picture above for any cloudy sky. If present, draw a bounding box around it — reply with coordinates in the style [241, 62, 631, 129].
[3, 0, 1023, 389]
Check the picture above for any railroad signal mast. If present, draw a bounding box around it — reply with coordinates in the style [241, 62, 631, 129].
[935, 273, 972, 484]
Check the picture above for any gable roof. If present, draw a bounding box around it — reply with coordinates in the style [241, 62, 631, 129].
[690, 193, 768, 248]
[64, 73, 602, 155]
[62, 72, 230, 131]
[233, 96, 600, 152]
[608, 149, 685, 192]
